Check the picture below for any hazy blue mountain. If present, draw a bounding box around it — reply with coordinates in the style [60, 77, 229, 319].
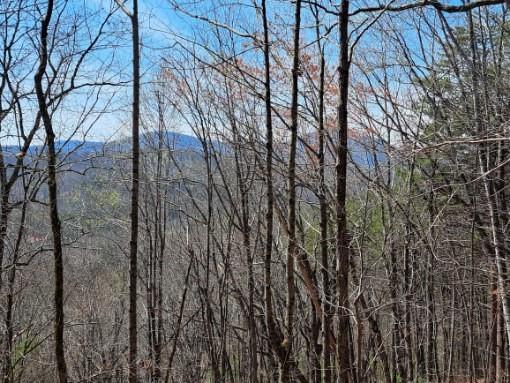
[348, 138, 386, 167]
[107, 131, 205, 153]
[2, 130, 384, 167]
[1, 131, 204, 159]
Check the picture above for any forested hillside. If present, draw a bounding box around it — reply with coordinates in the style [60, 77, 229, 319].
[1, 0, 509, 382]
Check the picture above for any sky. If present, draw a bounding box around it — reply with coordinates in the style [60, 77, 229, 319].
[1, 0, 193, 146]
[1, 0, 493, 147]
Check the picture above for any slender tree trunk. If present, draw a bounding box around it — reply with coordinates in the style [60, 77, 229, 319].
[2, 190, 28, 383]
[467, 8, 510, 359]
[34, 1, 67, 381]
[128, 0, 140, 381]
[0, 192, 7, 293]
[282, 0, 302, 380]
[426, 189, 438, 382]
[260, 3, 306, 382]
[239, 144, 258, 383]
[312, 7, 333, 382]
[261, 2, 290, 380]
[164, 258, 192, 383]
[0, 168, 10, 383]
[310, 307, 322, 383]
[388, 243, 406, 383]
[154, 94, 166, 383]
[336, 0, 351, 381]
[0, 115, 39, 298]
[261, 0, 280, 362]
[497, 302, 505, 382]
[403, 158, 416, 383]
[489, 274, 499, 383]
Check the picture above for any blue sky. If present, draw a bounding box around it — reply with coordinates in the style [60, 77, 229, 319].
[2, 0, 497, 147]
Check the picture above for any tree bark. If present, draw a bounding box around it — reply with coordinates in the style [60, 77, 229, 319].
[128, 0, 140, 381]
[336, 0, 351, 381]
[34, 1, 68, 381]
[282, 0, 302, 380]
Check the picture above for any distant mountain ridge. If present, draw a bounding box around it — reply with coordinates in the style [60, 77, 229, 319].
[2, 131, 205, 158]
[2, 130, 384, 167]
